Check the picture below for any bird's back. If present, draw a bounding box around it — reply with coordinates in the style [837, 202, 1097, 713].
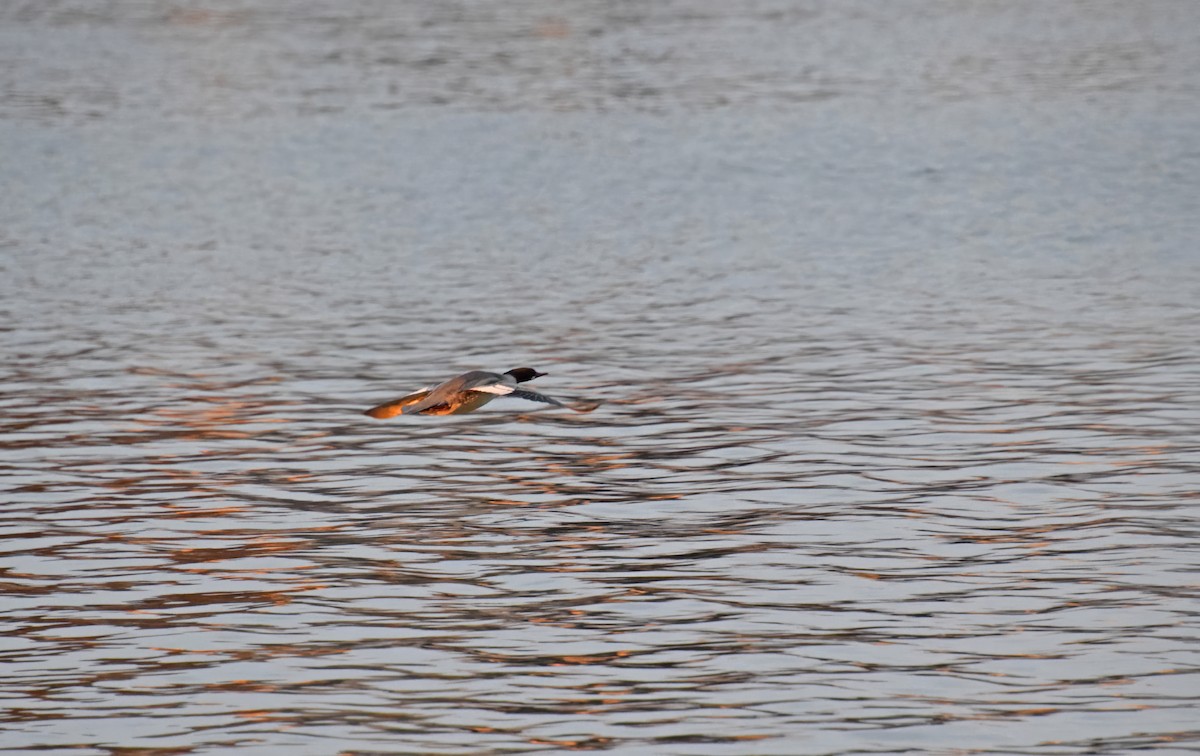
[398, 370, 512, 415]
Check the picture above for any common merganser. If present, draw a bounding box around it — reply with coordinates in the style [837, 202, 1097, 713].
[364, 367, 566, 418]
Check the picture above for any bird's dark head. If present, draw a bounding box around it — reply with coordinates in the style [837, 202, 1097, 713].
[505, 367, 547, 383]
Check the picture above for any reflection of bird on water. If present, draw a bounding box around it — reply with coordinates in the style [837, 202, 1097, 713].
[364, 367, 588, 418]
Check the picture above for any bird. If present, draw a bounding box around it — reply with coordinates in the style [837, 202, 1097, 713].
[363, 367, 570, 418]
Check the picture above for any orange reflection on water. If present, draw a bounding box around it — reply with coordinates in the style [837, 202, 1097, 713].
[163, 504, 247, 518]
[529, 737, 614, 749]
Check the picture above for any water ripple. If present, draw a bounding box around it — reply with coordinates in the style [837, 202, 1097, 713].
[3, 299, 1198, 752]
[3, 2, 1200, 752]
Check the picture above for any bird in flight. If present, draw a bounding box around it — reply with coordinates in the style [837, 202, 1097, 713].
[363, 367, 581, 418]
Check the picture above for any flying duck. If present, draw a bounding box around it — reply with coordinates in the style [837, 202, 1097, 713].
[364, 367, 568, 418]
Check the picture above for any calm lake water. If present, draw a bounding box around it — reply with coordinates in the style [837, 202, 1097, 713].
[3, 2, 1200, 754]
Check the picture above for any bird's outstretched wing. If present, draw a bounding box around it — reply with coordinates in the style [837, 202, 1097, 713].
[509, 388, 565, 407]
[459, 371, 517, 396]
[467, 383, 516, 395]
[400, 371, 513, 415]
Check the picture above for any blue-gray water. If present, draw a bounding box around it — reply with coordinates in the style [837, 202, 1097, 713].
[2, 2, 1200, 754]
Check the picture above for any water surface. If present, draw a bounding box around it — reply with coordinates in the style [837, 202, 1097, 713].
[3, 2, 1200, 754]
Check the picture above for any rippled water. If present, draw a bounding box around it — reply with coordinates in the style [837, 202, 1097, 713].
[3, 2, 1200, 754]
